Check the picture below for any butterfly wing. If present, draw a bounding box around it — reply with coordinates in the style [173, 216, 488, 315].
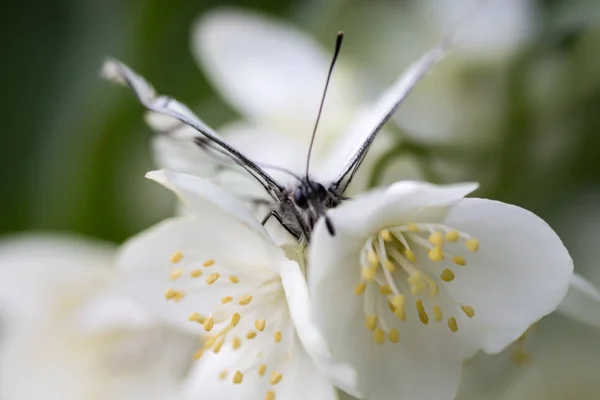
[323, 39, 450, 193]
[102, 59, 285, 204]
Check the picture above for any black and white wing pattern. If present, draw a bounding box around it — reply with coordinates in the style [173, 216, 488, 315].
[102, 59, 286, 206]
[322, 39, 450, 193]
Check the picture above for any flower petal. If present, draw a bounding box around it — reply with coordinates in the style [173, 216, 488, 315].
[280, 255, 360, 397]
[192, 8, 357, 134]
[557, 273, 600, 329]
[437, 198, 573, 353]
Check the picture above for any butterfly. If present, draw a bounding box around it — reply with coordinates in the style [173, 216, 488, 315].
[103, 32, 449, 243]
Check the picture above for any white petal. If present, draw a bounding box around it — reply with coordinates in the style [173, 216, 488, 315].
[557, 273, 600, 329]
[280, 257, 360, 397]
[192, 8, 357, 134]
[146, 169, 269, 239]
[438, 198, 573, 353]
[309, 217, 467, 399]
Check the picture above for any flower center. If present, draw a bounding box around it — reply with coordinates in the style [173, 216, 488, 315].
[354, 222, 479, 345]
[164, 250, 291, 399]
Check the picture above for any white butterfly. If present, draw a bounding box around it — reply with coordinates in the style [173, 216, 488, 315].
[102, 33, 448, 243]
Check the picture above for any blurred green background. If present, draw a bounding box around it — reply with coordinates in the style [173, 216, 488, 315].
[1, 0, 599, 259]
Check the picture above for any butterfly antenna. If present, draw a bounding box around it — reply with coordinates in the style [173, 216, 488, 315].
[305, 31, 344, 177]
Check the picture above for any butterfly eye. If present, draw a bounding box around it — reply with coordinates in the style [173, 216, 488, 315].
[294, 187, 308, 209]
[314, 183, 327, 202]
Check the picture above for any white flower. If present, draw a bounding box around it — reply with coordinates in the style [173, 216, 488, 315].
[117, 170, 357, 400]
[152, 7, 420, 197]
[306, 181, 573, 400]
[0, 234, 196, 400]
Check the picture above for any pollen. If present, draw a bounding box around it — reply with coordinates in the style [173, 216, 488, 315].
[246, 330, 257, 340]
[392, 294, 405, 309]
[367, 250, 379, 266]
[270, 371, 283, 385]
[255, 320, 266, 331]
[407, 223, 419, 232]
[428, 246, 445, 261]
[169, 268, 183, 280]
[274, 331, 282, 343]
[416, 299, 429, 325]
[373, 328, 385, 345]
[429, 231, 444, 246]
[170, 251, 183, 264]
[440, 268, 455, 282]
[461, 305, 475, 318]
[354, 282, 367, 296]
[405, 249, 416, 263]
[388, 328, 400, 343]
[206, 272, 220, 285]
[466, 239, 480, 252]
[231, 312, 241, 327]
[190, 269, 202, 278]
[379, 285, 393, 295]
[265, 391, 276, 400]
[433, 306, 443, 322]
[221, 296, 233, 304]
[452, 256, 466, 266]
[232, 337, 242, 350]
[164, 288, 185, 301]
[361, 266, 377, 281]
[380, 229, 393, 242]
[212, 337, 225, 353]
[258, 364, 267, 376]
[203, 317, 214, 332]
[239, 294, 253, 306]
[229, 275, 239, 283]
[365, 315, 378, 331]
[448, 317, 458, 332]
[233, 370, 244, 384]
[445, 230, 460, 242]
[408, 273, 427, 295]
[188, 312, 205, 323]
[219, 370, 228, 380]
[383, 259, 396, 272]
[203, 259, 215, 267]
[193, 349, 204, 360]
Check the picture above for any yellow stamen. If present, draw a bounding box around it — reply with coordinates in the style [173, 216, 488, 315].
[466, 239, 480, 252]
[422, 274, 439, 297]
[203, 317, 214, 332]
[383, 259, 396, 272]
[204, 337, 216, 349]
[229, 276, 239, 283]
[387, 300, 396, 313]
[388, 328, 400, 343]
[428, 246, 445, 261]
[452, 256, 466, 266]
[448, 317, 458, 332]
[203, 259, 215, 267]
[380, 229, 393, 242]
[270, 371, 283, 385]
[246, 330, 257, 340]
[461, 305, 475, 318]
[361, 266, 377, 281]
[433, 306, 443, 322]
[221, 296, 233, 304]
[190, 269, 202, 278]
[169, 268, 183, 280]
[392, 295, 406, 321]
[212, 336, 225, 353]
[258, 364, 267, 376]
[231, 312, 241, 327]
[274, 331, 282, 343]
[379, 285, 393, 295]
[416, 299, 429, 325]
[232, 370, 244, 384]
[206, 272, 220, 285]
[188, 312, 205, 323]
[170, 251, 183, 264]
[367, 251, 379, 266]
[164, 289, 185, 301]
[445, 230, 460, 242]
[239, 294, 253, 306]
[193, 349, 204, 360]
[405, 249, 416, 263]
[408, 273, 427, 295]
[255, 320, 266, 331]
[373, 328, 385, 345]
[407, 223, 419, 232]
[429, 231, 444, 246]
[440, 268, 455, 282]
[365, 315, 378, 331]
[232, 337, 242, 350]
[354, 282, 366, 296]
[219, 370, 228, 380]
[265, 391, 276, 400]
